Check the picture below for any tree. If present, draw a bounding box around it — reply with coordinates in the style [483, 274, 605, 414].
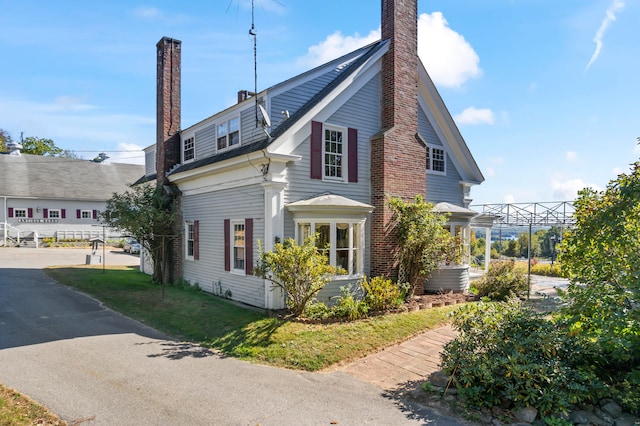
[0, 129, 12, 152]
[558, 158, 640, 386]
[21, 136, 63, 156]
[254, 235, 336, 316]
[388, 195, 456, 297]
[100, 184, 176, 285]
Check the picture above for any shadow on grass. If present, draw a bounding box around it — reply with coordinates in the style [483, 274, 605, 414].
[205, 317, 285, 357]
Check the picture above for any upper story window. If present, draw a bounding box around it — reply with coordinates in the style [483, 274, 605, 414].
[310, 121, 358, 183]
[14, 209, 27, 218]
[426, 145, 446, 175]
[81, 210, 92, 219]
[183, 136, 195, 162]
[217, 117, 240, 151]
[49, 209, 61, 219]
[324, 126, 344, 180]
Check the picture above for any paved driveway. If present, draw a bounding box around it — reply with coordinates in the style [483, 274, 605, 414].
[0, 248, 464, 425]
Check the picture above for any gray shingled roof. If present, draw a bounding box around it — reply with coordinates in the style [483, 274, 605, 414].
[0, 154, 145, 201]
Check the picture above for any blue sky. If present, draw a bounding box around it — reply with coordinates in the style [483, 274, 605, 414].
[1, 0, 638, 205]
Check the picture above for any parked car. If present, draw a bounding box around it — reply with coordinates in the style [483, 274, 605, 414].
[123, 239, 141, 254]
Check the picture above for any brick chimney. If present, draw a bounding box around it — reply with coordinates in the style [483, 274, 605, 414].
[156, 36, 182, 186]
[156, 36, 183, 283]
[370, 0, 426, 285]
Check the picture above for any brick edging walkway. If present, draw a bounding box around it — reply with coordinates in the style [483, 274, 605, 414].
[336, 324, 458, 390]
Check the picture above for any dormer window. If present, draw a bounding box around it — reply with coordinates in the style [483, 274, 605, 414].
[217, 117, 240, 151]
[183, 136, 195, 162]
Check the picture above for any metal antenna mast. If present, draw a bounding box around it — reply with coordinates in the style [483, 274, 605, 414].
[250, 0, 258, 127]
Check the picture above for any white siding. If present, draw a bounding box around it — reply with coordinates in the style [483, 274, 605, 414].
[182, 185, 266, 308]
[426, 155, 464, 205]
[284, 74, 381, 277]
[194, 123, 216, 160]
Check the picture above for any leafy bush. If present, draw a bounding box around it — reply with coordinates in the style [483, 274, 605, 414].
[441, 300, 601, 414]
[474, 261, 527, 301]
[530, 263, 564, 277]
[303, 301, 333, 320]
[332, 287, 369, 321]
[360, 276, 404, 312]
[255, 236, 336, 316]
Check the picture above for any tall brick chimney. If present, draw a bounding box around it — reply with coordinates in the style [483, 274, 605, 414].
[156, 36, 183, 283]
[370, 0, 426, 283]
[156, 36, 182, 185]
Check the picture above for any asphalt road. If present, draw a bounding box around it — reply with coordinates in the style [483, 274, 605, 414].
[0, 248, 465, 425]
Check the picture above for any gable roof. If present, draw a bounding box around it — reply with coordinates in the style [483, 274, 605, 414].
[0, 154, 144, 201]
[168, 40, 388, 177]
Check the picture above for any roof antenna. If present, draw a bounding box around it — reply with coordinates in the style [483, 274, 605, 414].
[250, 0, 258, 128]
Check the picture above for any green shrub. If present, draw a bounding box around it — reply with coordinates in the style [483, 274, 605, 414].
[360, 276, 404, 312]
[441, 300, 601, 414]
[303, 301, 333, 320]
[474, 261, 527, 301]
[331, 287, 369, 321]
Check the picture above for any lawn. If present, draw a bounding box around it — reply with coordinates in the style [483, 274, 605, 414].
[44, 265, 457, 371]
[0, 384, 65, 425]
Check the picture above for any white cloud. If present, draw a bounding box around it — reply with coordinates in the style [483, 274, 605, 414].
[417, 12, 481, 88]
[504, 194, 515, 204]
[485, 166, 496, 177]
[612, 166, 624, 176]
[565, 151, 578, 162]
[585, 0, 625, 71]
[551, 178, 601, 200]
[296, 29, 380, 68]
[0, 96, 154, 161]
[296, 11, 481, 88]
[133, 7, 162, 20]
[454, 107, 495, 125]
[109, 142, 145, 165]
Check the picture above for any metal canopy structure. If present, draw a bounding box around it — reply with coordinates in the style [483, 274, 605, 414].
[472, 201, 576, 227]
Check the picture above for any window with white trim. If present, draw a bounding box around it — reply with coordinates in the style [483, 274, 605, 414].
[186, 222, 195, 261]
[15, 209, 27, 218]
[81, 210, 92, 219]
[426, 145, 446, 175]
[296, 220, 364, 276]
[217, 117, 240, 151]
[232, 221, 245, 272]
[323, 125, 344, 181]
[183, 136, 195, 162]
[49, 209, 61, 219]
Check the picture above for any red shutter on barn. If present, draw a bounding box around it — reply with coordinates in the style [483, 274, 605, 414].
[348, 127, 358, 183]
[8, 208, 13, 218]
[193, 220, 200, 261]
[310, 121, 323, 179]
[76, 209, 81, 219]
[43, 208, 48, 219]
[61, 209, 66, 219]
[224, 219, 230, 271]
[28, 208, 33, 218]
[93, 210, 98, 219]
[245, 218, 253, 275]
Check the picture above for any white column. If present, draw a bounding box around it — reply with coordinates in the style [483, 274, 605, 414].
[485, 226, 492, 272]
[262, 182, 286, 310]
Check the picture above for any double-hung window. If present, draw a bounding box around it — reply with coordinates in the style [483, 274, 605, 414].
[232, 221, 245, 272]
[324, 126, 344, 180]
[15, 209, 27, 218]
[296, 220, 364, 276]
[217, 117, 240, 151]
[183, 136, 195, 162]
[48, 209, 61, 219]
[185, 221, 199, 261]
[81, 210, 92, 219]
[426, 145, 446, 174]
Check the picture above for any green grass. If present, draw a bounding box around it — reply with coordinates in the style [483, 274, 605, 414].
[0, 384, 65, 425]
[45, 265, 457, 371]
